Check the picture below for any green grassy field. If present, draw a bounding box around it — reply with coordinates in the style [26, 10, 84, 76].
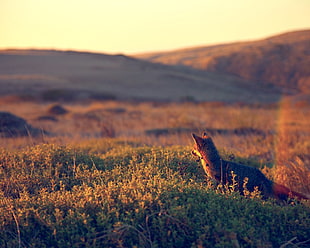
[0, 98, 309, 247]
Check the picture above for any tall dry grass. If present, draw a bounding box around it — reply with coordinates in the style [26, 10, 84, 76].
[271, 97, 310, 194]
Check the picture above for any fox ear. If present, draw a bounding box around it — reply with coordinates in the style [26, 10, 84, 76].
[202, 132, 209, 138]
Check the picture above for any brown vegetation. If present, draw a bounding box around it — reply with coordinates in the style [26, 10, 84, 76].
[0, 96, 309, 247]
[0, 97, 309, 195]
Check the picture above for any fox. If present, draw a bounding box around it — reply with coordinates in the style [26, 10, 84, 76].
[191, 133, 309, 201]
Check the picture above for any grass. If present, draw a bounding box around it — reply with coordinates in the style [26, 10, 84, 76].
[0, 143, 309, 247]
[0, 98, 309, 247]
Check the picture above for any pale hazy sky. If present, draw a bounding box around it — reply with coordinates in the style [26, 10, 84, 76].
[1, 0, 309, 54]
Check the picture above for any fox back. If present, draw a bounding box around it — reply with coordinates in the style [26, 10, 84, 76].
[191, 133, 308, 200]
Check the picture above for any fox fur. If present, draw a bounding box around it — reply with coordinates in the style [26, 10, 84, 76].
[192, 133, 309, 201]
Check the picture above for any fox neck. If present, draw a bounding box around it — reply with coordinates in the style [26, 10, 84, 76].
[194, 147, 222, 179]
[200, 149, 223, 178]
[192, 134, 225, 181]
[201, 137, 222, 167]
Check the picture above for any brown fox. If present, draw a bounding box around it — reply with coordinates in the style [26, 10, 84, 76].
[191, 133, 309, 201]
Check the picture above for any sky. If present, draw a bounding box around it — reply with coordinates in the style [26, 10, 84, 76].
[1, 0, 309, 54]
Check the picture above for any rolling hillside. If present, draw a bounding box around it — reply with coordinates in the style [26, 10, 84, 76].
[136, 30, 310, 94]
[0, 49, 280, 103]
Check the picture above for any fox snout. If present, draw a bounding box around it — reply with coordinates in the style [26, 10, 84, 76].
[191, 133, 210, 147]
[191, 133, 204, 161]
[192, 133, 203, 144]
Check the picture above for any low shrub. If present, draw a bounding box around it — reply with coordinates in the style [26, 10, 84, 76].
[0, 143, 309, 247]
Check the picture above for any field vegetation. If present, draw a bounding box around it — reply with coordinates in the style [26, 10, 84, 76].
[0, 97, 309, 247]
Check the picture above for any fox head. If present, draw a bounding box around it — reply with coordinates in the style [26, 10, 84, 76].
[192, 133, 222, 178]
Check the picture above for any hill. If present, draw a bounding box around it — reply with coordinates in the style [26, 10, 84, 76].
[0, 49, 280, 103]
[136, 30, 310, 94]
